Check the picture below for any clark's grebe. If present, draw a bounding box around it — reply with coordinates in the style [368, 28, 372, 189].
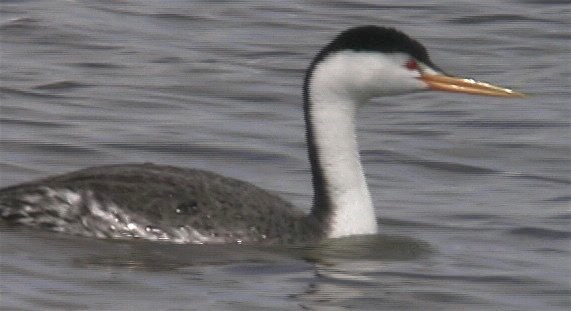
[0, 26, 524, 244]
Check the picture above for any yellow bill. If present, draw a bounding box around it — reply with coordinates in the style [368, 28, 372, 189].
[420, 74, 525, 97]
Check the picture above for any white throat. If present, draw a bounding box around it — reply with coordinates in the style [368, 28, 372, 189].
[308, 53, 381, 238]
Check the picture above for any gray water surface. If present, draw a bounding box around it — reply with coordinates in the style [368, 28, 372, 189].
[1, 0, 570, 310]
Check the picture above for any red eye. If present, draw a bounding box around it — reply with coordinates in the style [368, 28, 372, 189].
[405, 59, 418, 71]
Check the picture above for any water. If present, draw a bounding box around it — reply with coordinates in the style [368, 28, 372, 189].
[1, 0, 569, 310]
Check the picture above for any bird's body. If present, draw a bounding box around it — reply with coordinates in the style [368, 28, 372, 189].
[0, 26, 523, 244]
[0, 163, 322, 243]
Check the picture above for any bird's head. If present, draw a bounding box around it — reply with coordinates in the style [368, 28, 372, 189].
[305, 26, 524, 104]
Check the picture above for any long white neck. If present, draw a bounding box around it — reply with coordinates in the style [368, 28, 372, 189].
[305, 55, 379, 238]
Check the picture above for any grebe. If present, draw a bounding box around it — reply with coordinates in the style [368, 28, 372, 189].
[0, 26, 524, 244]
